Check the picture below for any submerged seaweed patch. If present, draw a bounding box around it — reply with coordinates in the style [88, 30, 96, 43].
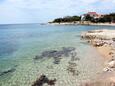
[0, 65, 17, 77]
[34, 47, 77, 64]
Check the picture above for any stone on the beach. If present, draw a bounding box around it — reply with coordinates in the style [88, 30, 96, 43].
[109, 51, 114, 55]
[92, 40, 105, 47]
[108, 61, 115, 68]
[103, 67, 113, 72]
[81, 30, 115, 40]
[112, 38, 115, 41]
[32, 74, 56, 86]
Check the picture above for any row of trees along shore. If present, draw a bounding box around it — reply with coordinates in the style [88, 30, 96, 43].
[52, 13, 115, 23]
[52, 16, 81, 23]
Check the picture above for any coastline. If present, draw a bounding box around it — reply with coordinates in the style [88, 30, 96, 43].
[96, 45, 112, 59]
[81, 29, 115, 61]
[48, 22, 115, 26]
[81, 29, 115, 85]
[89, 23, 115, 26]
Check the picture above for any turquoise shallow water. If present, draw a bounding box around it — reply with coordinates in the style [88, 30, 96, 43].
[0, 24, 115, 86]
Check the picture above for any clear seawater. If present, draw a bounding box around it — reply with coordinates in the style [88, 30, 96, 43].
[0, 24, 115, 86]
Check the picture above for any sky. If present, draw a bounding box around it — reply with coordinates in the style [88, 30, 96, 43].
[0, 0, 115, 24]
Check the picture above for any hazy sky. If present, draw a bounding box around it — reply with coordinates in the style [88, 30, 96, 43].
[0, 0, 115, 24]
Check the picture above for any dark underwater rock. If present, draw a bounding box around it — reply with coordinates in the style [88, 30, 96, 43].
[34, 55, 43, 60]
[67, 61, 80, 76]
[34, 47, 77, 64]
[0, 65, 17, 76]
[41, 50, 58, 57]
[34, 47, 76, 59]
[62, 47, 76, 57]
[53, 57, 62, 64]
[62, 47, 75, 52]
[32, 74, 56, 86]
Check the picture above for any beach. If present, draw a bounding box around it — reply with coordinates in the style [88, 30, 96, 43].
[81, 29, 115, 85]
[89, 23, 115, 26]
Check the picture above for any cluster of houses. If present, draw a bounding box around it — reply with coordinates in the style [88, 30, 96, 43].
[81, 12, 103, 21]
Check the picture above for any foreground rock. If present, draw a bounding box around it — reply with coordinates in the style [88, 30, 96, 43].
[108, 60, 115, 68]
[81, 29, 115, 84]
[81, 29, 115, 40]
[32, 75, 56, 86]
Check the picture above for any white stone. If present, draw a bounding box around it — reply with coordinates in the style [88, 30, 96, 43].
[103, 67, 113, 72]
[108, 61, 115, 68]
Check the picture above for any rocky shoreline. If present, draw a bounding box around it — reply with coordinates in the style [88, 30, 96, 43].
[48, 22, 115, 26]
[81, 29, 115, 86]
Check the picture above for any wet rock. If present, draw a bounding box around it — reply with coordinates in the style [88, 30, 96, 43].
[52, 51, 64, 58]
[103, 67, 114, 72]
[112, 38, 115, 41]
[108, 60, 115, 68]
[47, 79, 57, 85]
[93, 41, 105, 47]
[32, 74, 56, 86]
[103, 59, 115, 72]
[41, 50, 59, 57]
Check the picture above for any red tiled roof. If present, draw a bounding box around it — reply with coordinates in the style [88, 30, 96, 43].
[87, 12, 99, 16]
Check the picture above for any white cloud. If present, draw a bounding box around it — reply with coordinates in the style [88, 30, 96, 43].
[0, 0, 115, 24]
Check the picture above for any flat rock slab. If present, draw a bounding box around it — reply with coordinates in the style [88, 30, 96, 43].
[81, 29, 115, 40]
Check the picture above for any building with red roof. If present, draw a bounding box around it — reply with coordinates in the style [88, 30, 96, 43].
[81, 12, 103, 21]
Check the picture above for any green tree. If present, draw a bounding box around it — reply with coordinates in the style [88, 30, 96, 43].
[85, 14, 93, 21]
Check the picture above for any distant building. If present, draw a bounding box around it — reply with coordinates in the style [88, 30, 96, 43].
[81, 12, 103, 21]
[87, 12, 103, 19]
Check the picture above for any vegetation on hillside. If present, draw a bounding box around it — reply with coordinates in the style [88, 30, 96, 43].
[85, 13, 115, 23]
[52, 16, 81, 23]
[97, 13, 115, 23]
[52, 13, 115, 23]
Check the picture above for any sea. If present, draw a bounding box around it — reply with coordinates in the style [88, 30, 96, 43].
[0, 24, 115, 86]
